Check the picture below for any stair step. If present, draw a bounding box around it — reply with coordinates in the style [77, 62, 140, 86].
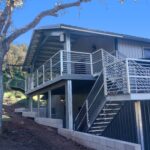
[105, 103, 120, 106]
[89, 129, 104, 133]
[96, 117, 113, 121]
[99, 112, 117, 116]
[93, 121, 110, 125]
[91, 126, 106, 129]
[102, 108, 120, 111]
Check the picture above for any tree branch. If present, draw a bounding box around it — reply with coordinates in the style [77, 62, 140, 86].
[2, 7, 12, 35]
[0, 4, 12, 34]
[6, 0, 91, 43]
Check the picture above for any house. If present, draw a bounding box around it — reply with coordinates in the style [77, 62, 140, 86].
[23, 24, 150, 150]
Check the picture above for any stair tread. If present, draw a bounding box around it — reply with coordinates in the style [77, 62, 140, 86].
[93, 121, 110, 125]
[96, 117, 113, 121]
[99, 112, 117, 116]
[89, 129, 104, 132]
[91, 126, 107, 129]
[102, 108, 120, 111]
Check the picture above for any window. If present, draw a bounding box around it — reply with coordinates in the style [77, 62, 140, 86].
[143, 48, 150, 59]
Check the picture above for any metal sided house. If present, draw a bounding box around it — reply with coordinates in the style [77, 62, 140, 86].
[23, 24, 150, 150]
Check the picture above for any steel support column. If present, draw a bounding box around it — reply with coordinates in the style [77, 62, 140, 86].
[65, 80, 73, 130]
[47, 90, 52, 118]
[29, 96, 33, 112]
[134, 101, 145, 150]
[37, 94, 40, 117]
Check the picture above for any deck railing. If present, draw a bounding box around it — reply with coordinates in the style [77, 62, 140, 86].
[104, 56, 150, 95]
[25, 50, 102, 92]
[25, 49, 150, 95]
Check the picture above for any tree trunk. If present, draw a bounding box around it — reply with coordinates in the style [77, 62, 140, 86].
[0, 41, 4, 134]
[0, 63, 3, 134]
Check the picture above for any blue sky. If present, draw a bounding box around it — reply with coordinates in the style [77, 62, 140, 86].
[12, 0, 150, 45]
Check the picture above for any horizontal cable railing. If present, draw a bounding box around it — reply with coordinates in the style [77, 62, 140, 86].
[25, 50, 102, 92]
[128, 59, 150, 94]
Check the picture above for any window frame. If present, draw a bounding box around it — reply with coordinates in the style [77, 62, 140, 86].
[143, 47, 150, 59]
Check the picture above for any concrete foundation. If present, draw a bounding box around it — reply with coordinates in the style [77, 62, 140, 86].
[35, 117, 63, 128]
[22, 111, 37, 118]
[14, 108, 26, 113]
[58, 128, 141, 150]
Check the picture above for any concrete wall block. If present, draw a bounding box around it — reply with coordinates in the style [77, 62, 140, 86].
[58, 128, 141, 150]
[22, 111, 37, 118]
[34, 117, 63, 128]
[15, 108, 26, 113]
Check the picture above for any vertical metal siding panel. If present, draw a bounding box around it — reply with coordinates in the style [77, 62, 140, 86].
[118, 39, 143, 58]
[102, 102, 138, 143]
[141, 101, 150, 150]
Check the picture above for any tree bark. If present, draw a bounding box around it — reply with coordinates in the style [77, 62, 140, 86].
[0, 41, 4, 134]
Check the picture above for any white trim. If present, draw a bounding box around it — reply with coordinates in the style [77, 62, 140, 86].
[61, 26, 124, 38]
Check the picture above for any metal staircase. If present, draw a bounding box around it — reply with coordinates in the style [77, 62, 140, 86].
[88, 101, 124, 135]
[75, 49, 150, 135]
[74, 49, 126, 135]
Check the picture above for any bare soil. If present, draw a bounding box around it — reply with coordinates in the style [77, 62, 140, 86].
[0, 105, 92, 150]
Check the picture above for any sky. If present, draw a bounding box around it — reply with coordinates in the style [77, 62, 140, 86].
[12, 0, 150, 45]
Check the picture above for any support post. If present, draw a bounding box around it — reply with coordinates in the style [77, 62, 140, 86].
[29, 96, 33, 112]
[47, 90, 52, 118]
[134, 101, 145, 150]
[64, 33, 71, 74]
[126, 59, 131, 94]
[90, 53, 93, 75]
[65, 80, 73, 130]
[60, 50, 63, 76]
[43, 65, 45, 83]
[37, 94, 40, 117]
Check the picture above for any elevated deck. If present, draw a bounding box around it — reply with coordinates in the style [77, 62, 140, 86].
[25, 50, 101, 94]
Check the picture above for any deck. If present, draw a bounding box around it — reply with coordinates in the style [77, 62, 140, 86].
[25, 50, 102, 94]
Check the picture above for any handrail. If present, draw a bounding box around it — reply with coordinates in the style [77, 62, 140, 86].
[74, 71, 104, 130]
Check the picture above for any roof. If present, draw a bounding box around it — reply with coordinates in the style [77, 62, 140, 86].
[23, 24, 150, 70]
[38, 24, 150, 42]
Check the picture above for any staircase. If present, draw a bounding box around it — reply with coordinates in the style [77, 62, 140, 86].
[88, 101, 124, 135]
[74, 49, 126, 135]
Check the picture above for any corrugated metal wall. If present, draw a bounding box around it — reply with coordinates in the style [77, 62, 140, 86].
[141, 101, 150, 150]
[118, 39, 150, 58]
[102, 101, 138, 143]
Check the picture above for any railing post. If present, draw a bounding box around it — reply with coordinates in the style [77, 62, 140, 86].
[126, 59, 131, 94]
[37, 69, 39, 87]
[31, 73, 34, 89]
[101, 50, 108, 96]
[50, 59, 52, 80]
[43, 65, 45, 84]
[86, 100, 90, 128]
[25, 76, 27, 92]
[60, 50, 63, 76]
[90, 53, 93, 75]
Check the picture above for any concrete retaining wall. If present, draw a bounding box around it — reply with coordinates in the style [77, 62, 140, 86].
[15, 108, 26, 113]
[22, 111, 37, 118]
[58, 128, 141, 150]
[35, 117, 63, 128]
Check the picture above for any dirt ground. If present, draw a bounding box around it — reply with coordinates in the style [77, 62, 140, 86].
[0, 105, 92, 150]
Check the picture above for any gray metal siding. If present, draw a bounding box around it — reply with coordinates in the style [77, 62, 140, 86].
[118, 39, 150, 58]
[102, 102, 138, 143]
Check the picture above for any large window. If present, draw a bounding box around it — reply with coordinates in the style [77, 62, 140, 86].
[143, 48, 150, 59]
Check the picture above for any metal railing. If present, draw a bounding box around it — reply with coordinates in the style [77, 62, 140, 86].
[128, 59, 150, 94]
[74, 71, 104, 131]
[25, 50, 102, 92]
[103, 52, 150, 95]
